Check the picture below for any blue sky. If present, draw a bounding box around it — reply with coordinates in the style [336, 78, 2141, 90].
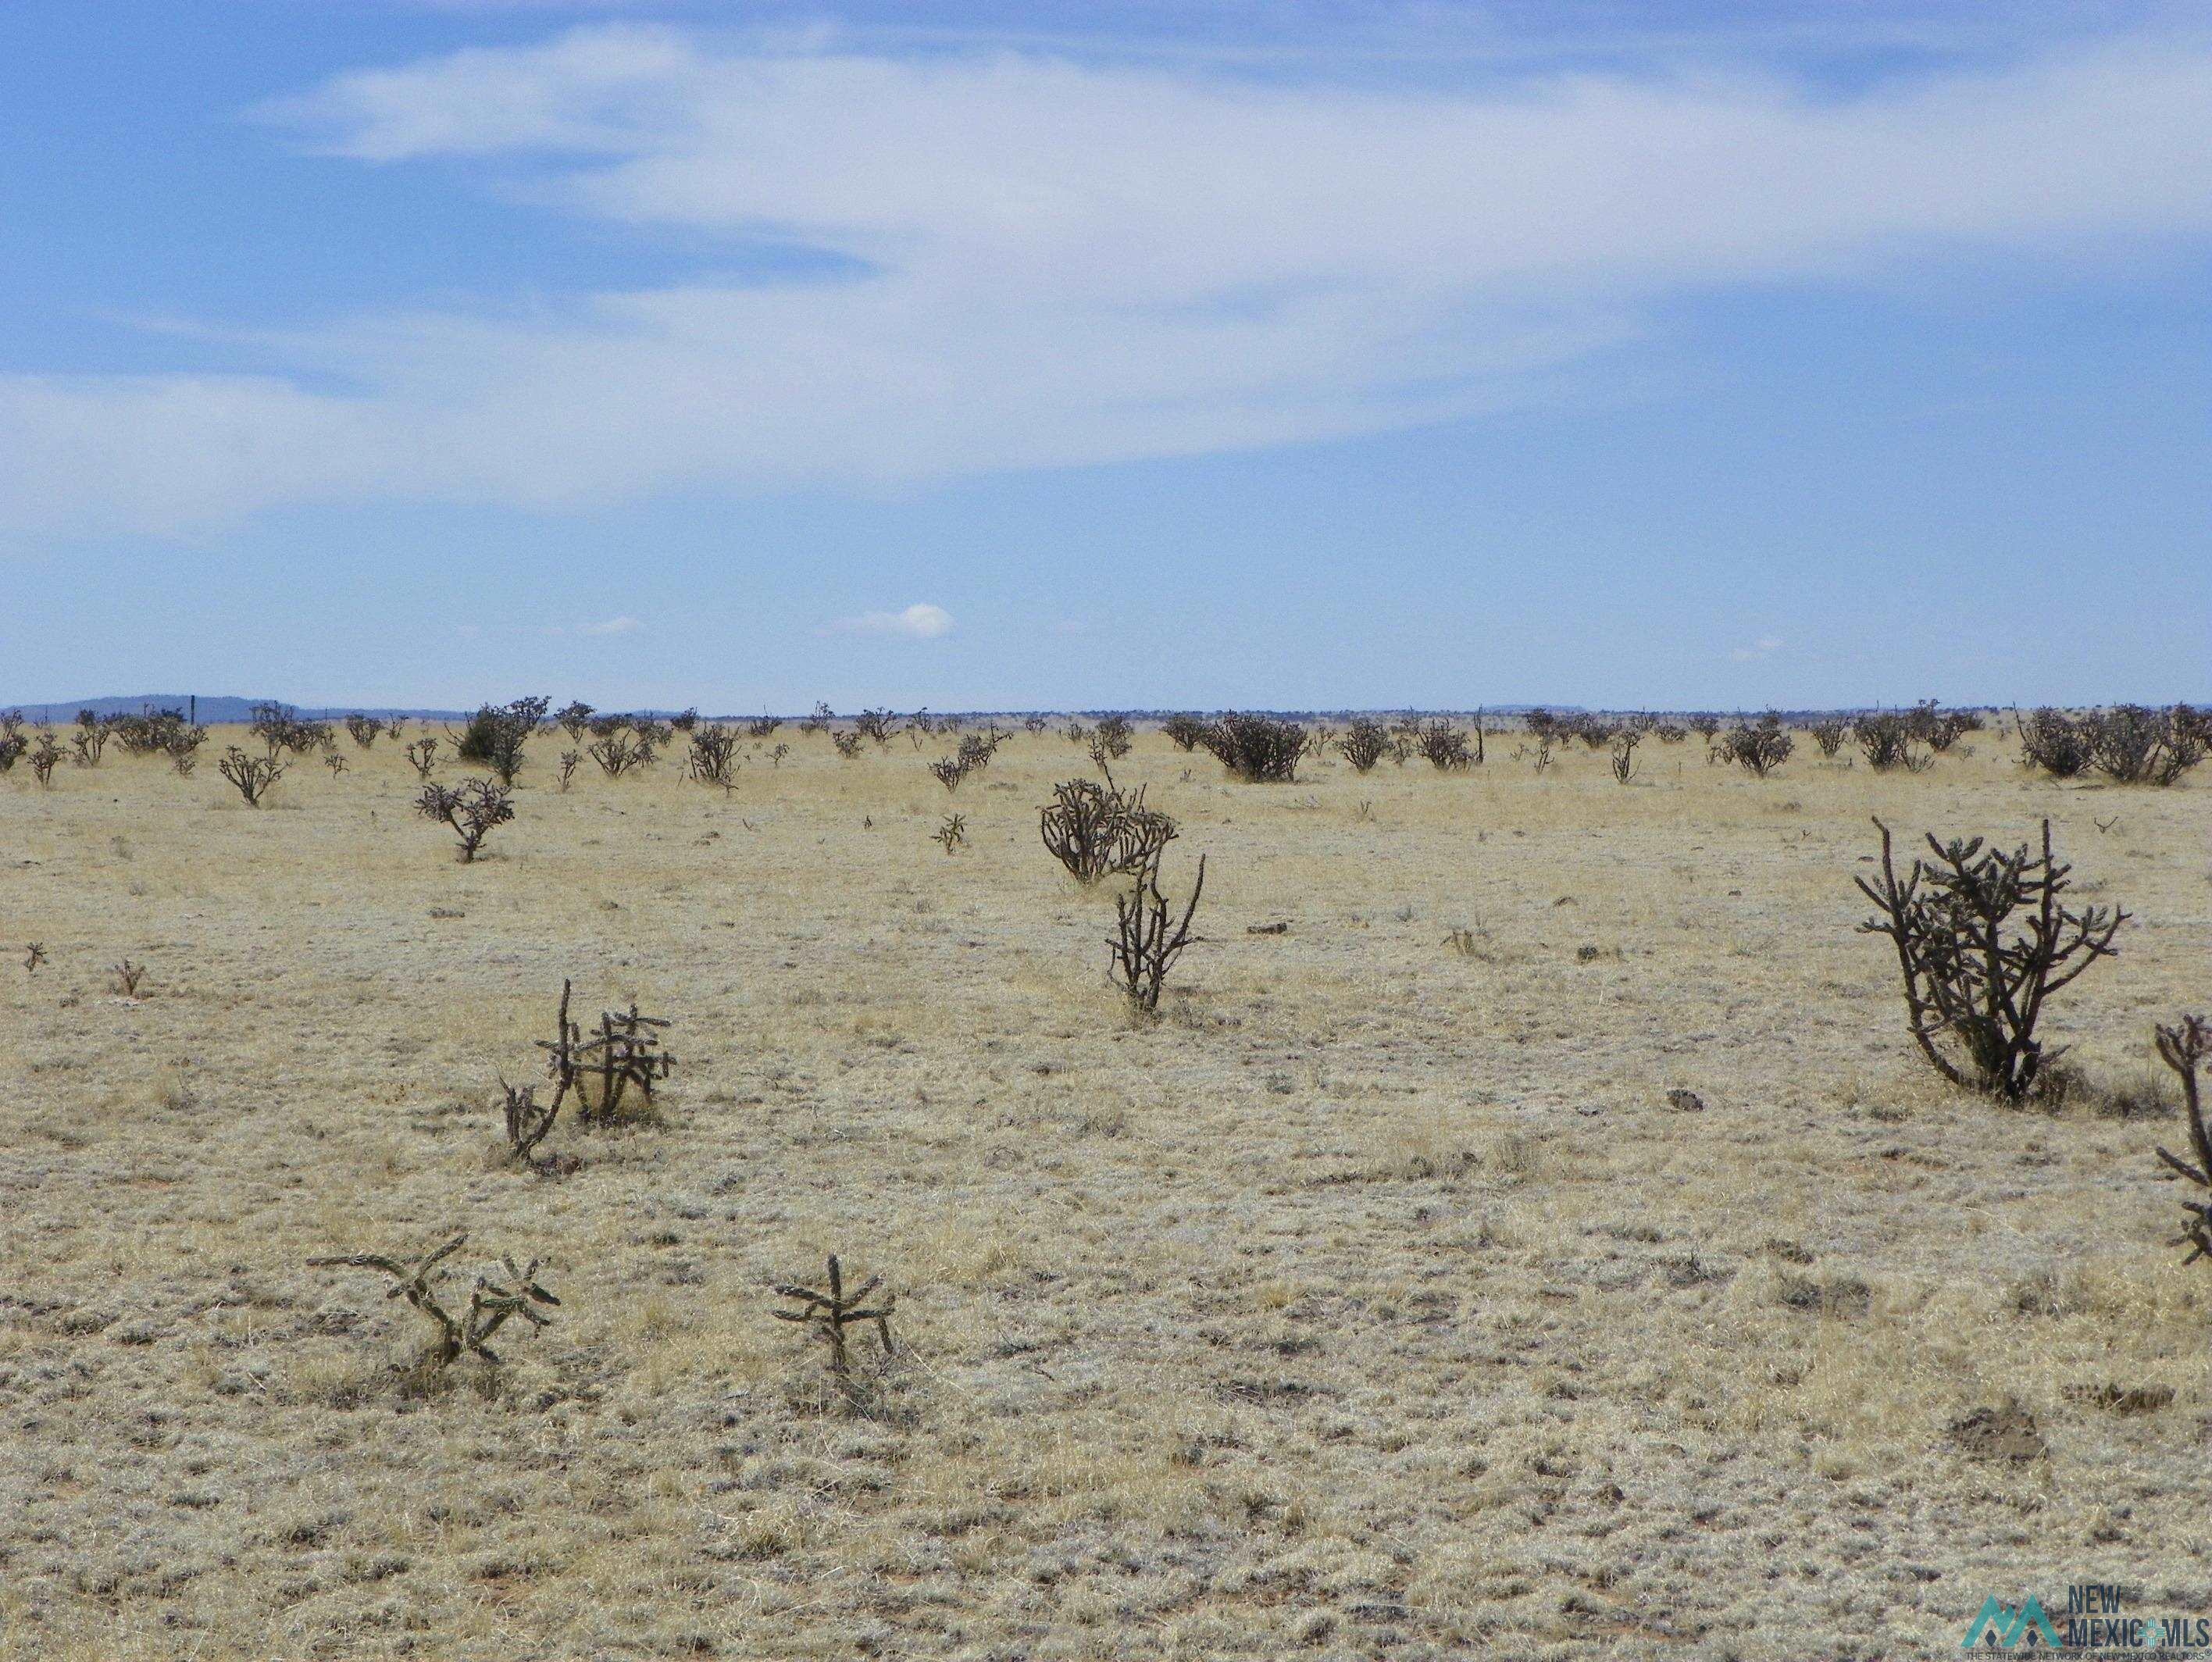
[1, 0, 2206, 712]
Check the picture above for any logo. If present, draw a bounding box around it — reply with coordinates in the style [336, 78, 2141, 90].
[1961, 1586, 2211, 1654]
[1964, 1596, 2060, 1650]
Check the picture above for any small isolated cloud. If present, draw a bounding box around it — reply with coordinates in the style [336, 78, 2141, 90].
[1730, 636, 1784, 663]
[579, 615, 644, 635]
[822, 602, 954, 640]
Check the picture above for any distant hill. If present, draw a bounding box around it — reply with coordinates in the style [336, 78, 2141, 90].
[2, 694, 474, 724]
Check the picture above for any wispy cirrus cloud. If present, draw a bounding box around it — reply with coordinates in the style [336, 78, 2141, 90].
[5, 20, 2212, 535]
[822, 603, 955, 640]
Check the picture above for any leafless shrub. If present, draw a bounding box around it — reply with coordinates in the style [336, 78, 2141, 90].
[405, 736, 438, 779]
[218, 746, 283, 804]
[454, 696, 548, 785]
[1110, 853, 1206, 1014]
[249, 701, 331, 757]
[1809, 718, 1849, 758]
[1907, 700, 1979, 751]
[930, 754, 972, 791]
[27, 733, 62, 787]
[1688, 715, 1721, 739]
[774, 1254, 895, 1407]
[416, 777, 516, 861]
[71, 712, 111, 767]
[1526, 733, 1554, 772]
[832, 730, 865, 760]
[24, 943, 47, 973]
[557, 750, 580, 790]
[769, 743, 790, 767]
[854, 708, 896, 745]
[0, 715, 27, 774]
[933, 812, 967, 853]
[345, 713, 385, 749]
[669, 708, 698, 734]
[323, 752, 347, 778]
[686, 724, 742, 791]
[1857, 816, 2125, 1100]
[1413, 720, 1474, 771]
[109, 959, 147, 998]
[2153, 1015, 2211, 1265]
[2016, 708, 2094, 778]
[1854, 712, 1932, 773]
[1040, 777, 1176, 882]
[1162, 714, 1210, 751]
[498, 1081, 562, 1167]
[1719, 719, 1793, 778]
[799, 701, 833, 735]
[309, 1233, 558, 1374]
[1093, 715, 1133, 760]
[554, 701, 595, 741]
[1610, 731, 1640, 783]
[1337, 719, 1389, 773]
[534, 979, 676, 1127]
[2082, 704, 2207, 786]
[1654, 722, 1688, 744]
[1201, 712, 1304, 782]
[587, 731, 648, 779]
[1022, 714, 1049, 733]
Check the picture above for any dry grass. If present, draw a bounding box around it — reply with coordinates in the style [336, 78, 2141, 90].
[2, 725, 2207, 1658]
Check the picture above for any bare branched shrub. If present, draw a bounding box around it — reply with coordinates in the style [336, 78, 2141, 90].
[686, 724, 741, 792]
[27, 733, 62, 787]
[930, 753, 972, 791]
[1110, 853, 1206, 1014]
[1688, 715, 1721, 740]
[1719, 719, 1793, 778]
[416, 778, 516, 861]
[218, 745, 282, 804]
[798, 701, 833, 735]
[1857, 816, 2125, 1100]
[534, 979, 676, 1127]
[71, 712, 111, 767]
[1809, 718, 1849, 758]
[1610, 731, 1640, 783]
[323, 752, 347, 778]
[587, 731, 648, 779]
[1338, 719, 1389, 773]
[769, 743, 790, 767]
[2153, 1015, 2211, 1264]
[744, 713, 782, 738]
[345, 713, 384, 749]
[933, 812, 967, 853]
[405, 736, 438, 779]
[248, 702, 329, 757]
[0, 715, 27, 774]
[1022, 714, 1049, 733]
[554, 701, 595, 741]
[1162, 714, 1210, 751]
[309, 1233, 558, 1373]
[500, 1080, 556, 1163]
[1907, 700, 1980, 751]
[24, 943, 48, 973]
[1413, 720, 1474, 771]
[1854, 712, 1932, 773]
[831, 730, 865, 760]
[2082, 704, 2207, 786]
[1201, 712, 1304, 783]
[1093, 715, 1133, 760]
[557, 750, 580, 790]
[1040, 778, 1176, 883]
[1654, 722, 1688, 744]
[774, 1254, 895, 1406]
[854, 708, 896, 745]
[109, 959, 148, 997]
[2016, 708, 2094, 778]
[669, 708, 699, 734]
[455, 696, 548, 786]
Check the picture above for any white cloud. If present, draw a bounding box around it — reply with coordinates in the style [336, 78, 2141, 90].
[7, 24, 2212, 533]
[578, 615, 644, 635]
[823, 602, 954, 640]
[1731, 636, 1785, 662]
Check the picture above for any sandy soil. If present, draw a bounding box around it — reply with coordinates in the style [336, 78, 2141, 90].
[2, 719, 2207, 1659]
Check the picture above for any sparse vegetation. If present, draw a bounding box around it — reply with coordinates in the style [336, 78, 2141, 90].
[1857, 816, 2124, 1100]
[415, 777, 516, 861]
[1200, 712, 1304, 783]
[217, 745, 283, 804]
